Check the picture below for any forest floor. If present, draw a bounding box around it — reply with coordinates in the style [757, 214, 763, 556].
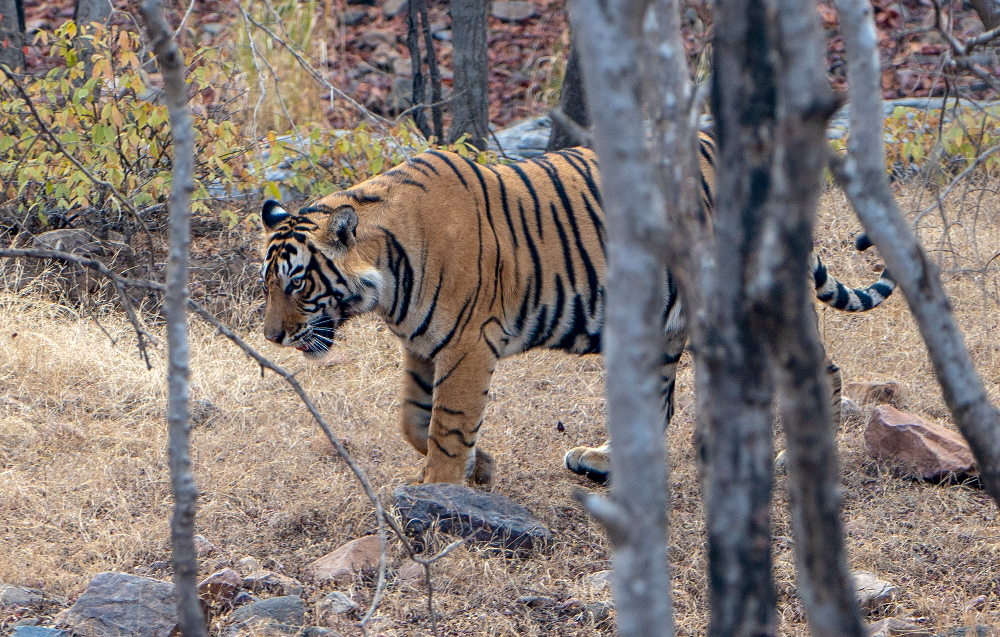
[3, 0, 1000, 636]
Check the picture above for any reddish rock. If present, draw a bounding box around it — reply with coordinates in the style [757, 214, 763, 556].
[394, 559, 426, 586]
[306, 536, 382, 584]
[198, 568, 242, 604]
[865, 406, 977, 481]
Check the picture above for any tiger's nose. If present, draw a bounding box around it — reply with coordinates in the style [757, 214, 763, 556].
[264, 329, 284, 344]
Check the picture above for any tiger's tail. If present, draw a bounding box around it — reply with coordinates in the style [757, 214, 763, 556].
[813, 233, 895, 312]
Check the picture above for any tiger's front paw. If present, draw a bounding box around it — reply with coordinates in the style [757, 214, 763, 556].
[564, 444, 610, 484]
[470, 448, 495, 488]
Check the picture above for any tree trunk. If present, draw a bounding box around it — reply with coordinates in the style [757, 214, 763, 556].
[0, 0, 25, 73]
[137, 2, 206, 637]
[968, 0, 1000, 30]
[567, 0, 677, 635]
[74, 0, 112, 25]
[833, 0, 1000, 506]
[448, 0, 489, 149]
[546, 42, 590, 151]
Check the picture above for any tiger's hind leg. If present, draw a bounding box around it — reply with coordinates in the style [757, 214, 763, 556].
[565, 328, 686, 484]
[825, 353, 843, 429]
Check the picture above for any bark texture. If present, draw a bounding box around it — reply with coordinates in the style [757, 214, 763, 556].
[546, 43, 590, 151]
[0, 0, 25, 72]
[568, 0, 674, 634]
[448, 0, 489, 149]
[833, 0, 1000, 506]
[138, 2, 205, 637]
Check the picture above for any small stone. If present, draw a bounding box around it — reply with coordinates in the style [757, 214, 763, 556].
[393, 483, 552, 554]
[0, 584, 45, 608]
[317, 592, 359, 618]
[236, 556, 262, 575]
[382, 0, 408, 18]
[306, 536, 382, 584]
[866, 618, 931, 637]
[194, 534, 215, 557]
[577, 602, 614, 624]
[338, 8, 368, 26]
[865, 406, 977, 481]
[853, 571, 897, 613]
[841, 397, 863, 420]
[230, 595, 305, 627]
[846, 381, 906, 407]
[490, 0, 537, 21]
[243, 571, 304, 596]
[582, 570, 612, 591]
[299, 628, 343, 637]
[938, 627, 995, 637]
[198, 568, 242, 604]
[11, 628, 70, 637]
[965, 594, 988, 612]
[31, 229, 101, 256]
[516, 595, 556, 608]
[394, 559, 426, 586]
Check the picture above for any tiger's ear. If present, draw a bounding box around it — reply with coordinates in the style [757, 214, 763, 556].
[325, 205, 359, 249]
[262, 200, 289, 230]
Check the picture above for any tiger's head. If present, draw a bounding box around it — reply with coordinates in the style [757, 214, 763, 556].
[259, 199, 383, 359]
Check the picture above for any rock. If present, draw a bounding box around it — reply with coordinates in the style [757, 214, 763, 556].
[577, 601, 614, 624]
[237, 556, 263, 575]
[230, 595, 305, 628]
[198, 568, 242, 605]
[317, 592, 359, 618]
[382, 0, 408, 18]
[306, 536, 382, 584]
[937, 627, 995, 637]
[299, 628, 344, 637]
[338, 8, 367, 26]
[582, 569, 612, 591]
[488, 116, 552, 159]
[491, 0, 537, 21]
[516, 595, 556, 608]
[194, 534, 215, 557]
[394, 559, 426, 586]
[31, 229, 101, 255]
[853, 571, 897, 613]
[965, 594, 988, 611]
[11, 619, 42, 628]
[394, 483, 552, 554]
[841, 396, 863, 420]
[55, 572, 177, 637]
[866, 618, 931, 637]
[243, 571, 304, 596]
[865, 406, 977, 481]
[846, 381, 906, 407]
[10, 628, 70, 637]
[388, 76, 413, 113]
[0, 584, 45, 608]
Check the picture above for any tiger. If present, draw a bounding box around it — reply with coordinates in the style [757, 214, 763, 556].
[259, 133, 895, 486]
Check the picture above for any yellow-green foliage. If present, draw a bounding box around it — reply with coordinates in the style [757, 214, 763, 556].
[833, 104, 1000, 179]
[0, 22, 250, 223]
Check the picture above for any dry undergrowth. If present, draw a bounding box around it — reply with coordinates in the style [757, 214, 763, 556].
[1, 183, 999, 636]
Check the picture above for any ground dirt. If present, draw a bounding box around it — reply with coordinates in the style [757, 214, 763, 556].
[1, 182, 999, 636]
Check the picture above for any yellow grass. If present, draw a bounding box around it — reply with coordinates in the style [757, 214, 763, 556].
[1, 183, 998, 636]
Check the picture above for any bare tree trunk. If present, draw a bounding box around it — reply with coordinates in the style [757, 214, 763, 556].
[406, 0, 443, 140]
[74, 0, 112, 24]
[546, 43, 590, 151]
[0, 0, 25, 73]
[757, 0, 866, 633]
[833, 0, 1000, 506]
[448, 0, 489, 149]
[567, 0, 674, 634]
[138, 3, 205, 637]
[968, 0, 1000, 30]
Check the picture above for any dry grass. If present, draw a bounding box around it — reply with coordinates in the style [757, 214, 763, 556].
[1, 183, 999, 636]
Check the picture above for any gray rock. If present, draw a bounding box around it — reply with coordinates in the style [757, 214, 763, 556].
[936, 627, 995, 637]
[0, 584, 45, 608]
[298, 628, 343, 637]
[317, 591, 359, 617]
[383, 0, 408, 18]
[578, 601, 614, 624]
[243, 571, 304, 596]
[11, 628, 70, 637]
[393, 483, 552, 553]
[230, 595, 305, 627]
[55, 572, 177, 637]
[853, 571, 897, 613]
[338, 8, 367, 26]
[491, 0, 537, 21]
[582, 569, 612, 591]
[866, 618, 932, 637]
[488, 116, 552, 160]
[31, 229, 101, 256]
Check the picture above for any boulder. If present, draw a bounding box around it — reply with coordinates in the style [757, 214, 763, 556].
[197, 568, 242, 605]
[853, 570, 897, 613]
[54, 572, 177, 637]
[393, 483, 553, 554]
[865, 406, 977, 481]
[243, 571, 304, 596]
[10, 628, 70, 637]
[0, 584, 45, 608]
[230, 595, 304, 628]
[31, 229, 101, 255]
[306, 535, 382, 584]
[317, 591, 359, 619]
[491, 0, 537, 21]
[394, 559, 426, 586]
